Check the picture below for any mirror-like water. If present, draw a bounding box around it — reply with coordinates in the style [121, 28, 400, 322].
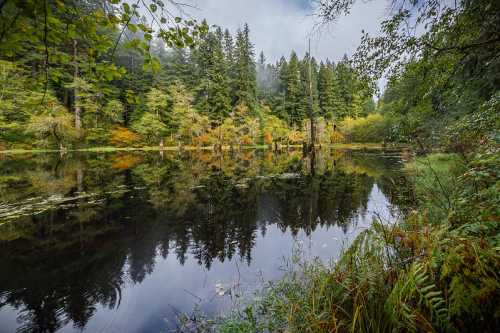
[0, 149, 408, 333]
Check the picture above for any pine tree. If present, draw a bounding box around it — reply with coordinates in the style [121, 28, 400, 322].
[258, 51, 266, 69]
[274, 56, 289, 120]
[318, 62, 335, 120]
[223, 29, 236, 99]
[362, 97, 376, 116]
[234, 23, 257, 112]
[330, 63, 350, 120]
[223, 29, 235, 65]
[335, 55, 356, 119]
[160, 48, 192, 88]
[298, 53, 319, 124]
[283, 51, 303, 127]
[194, 28, 231, 122]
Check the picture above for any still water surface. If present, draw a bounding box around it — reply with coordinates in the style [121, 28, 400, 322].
[0, 149, 407, 332]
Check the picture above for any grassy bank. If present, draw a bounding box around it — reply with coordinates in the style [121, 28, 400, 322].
[206, 152, 499, 333]
[0, 143, 394, 155]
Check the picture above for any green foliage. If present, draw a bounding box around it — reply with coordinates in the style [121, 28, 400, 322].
[261, 110, 290, 144]
[356, 0, 500, 149]
[102, 99, 125, 125]
[1, 7, 379, 150]
[406, 153, 466, 221]
[193, 27, 232, 120]
[234, 24, 257, 112]
[131, 112, 167, 144]
[443, 92, 500, 157]
[317, 62, 336, 119]
[26, 98, 76, 147]
[340, 113, 389, 143]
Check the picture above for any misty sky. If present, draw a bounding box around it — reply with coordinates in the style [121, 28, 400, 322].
[187, 0, 392, 64]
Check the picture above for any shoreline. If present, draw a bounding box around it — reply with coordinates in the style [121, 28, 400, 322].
[0, 143, 403, 155]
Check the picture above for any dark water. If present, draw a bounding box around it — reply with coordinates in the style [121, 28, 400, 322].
[0, 149, 408, 333]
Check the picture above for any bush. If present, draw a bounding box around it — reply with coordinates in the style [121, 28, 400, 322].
[85, 127, 110, 146]
[443, 92, 500, 157]
[341, 113, 389, 143]
[288, 131, 304, 144]
[240, 135, 253, 145]
[263, 131, 273, 145]
[406, 153, 466, 223]
[109, 127, 139, 147]
[193, 134, 212, 146]
[330, 131, 345, 143]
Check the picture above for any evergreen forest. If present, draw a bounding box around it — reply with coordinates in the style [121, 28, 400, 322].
[0, 1, 375, 151]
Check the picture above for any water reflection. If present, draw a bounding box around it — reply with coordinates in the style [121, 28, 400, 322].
[0, 149, 406, 332]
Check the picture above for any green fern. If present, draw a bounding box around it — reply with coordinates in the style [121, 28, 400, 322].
[384, 262, 456, 332]
[413, 263, 452, 331]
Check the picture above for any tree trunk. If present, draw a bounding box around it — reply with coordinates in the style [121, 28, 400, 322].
[73, 40, 82, 132]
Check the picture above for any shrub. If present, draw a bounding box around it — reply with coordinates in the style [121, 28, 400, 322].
[193, 134, 212, 146]
[240, 135, 253, 145]
[85, 127, 110, 146]
[330, 131, 345, 143]
[341, 113, 389, 143]
[110, 127, 139, 147]
[263, 131, 273, 145]
[443, 92, 500, 157]
[288, 131, 304, 144]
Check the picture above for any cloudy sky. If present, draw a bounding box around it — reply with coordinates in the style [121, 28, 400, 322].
[186, 0, 392, 64]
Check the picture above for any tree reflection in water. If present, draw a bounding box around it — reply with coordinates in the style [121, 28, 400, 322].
[0, 149, 407, 332]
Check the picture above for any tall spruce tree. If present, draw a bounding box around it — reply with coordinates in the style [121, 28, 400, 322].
[335, 55, 356, 119]
[274, 56, 289, 120]
[298, 53, 319, 123]
[318, 62, 335, 120]
[282, 51, 303, 126]
[194, 27, 231, 122]
[223, 29, 236, 100]
[234, 23, 257, 111]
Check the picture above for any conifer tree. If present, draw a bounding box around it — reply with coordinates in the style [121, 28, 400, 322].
[234, 23, 257, 111]
[194, 28, 232, 122]
[282, 51, 303, 126]
[274, 56, 289, 120]
[223, 29, 236, 99]
[335, 55, 356, 119]
[318, 62, 335, 120]
[298, 53, 319, 123]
